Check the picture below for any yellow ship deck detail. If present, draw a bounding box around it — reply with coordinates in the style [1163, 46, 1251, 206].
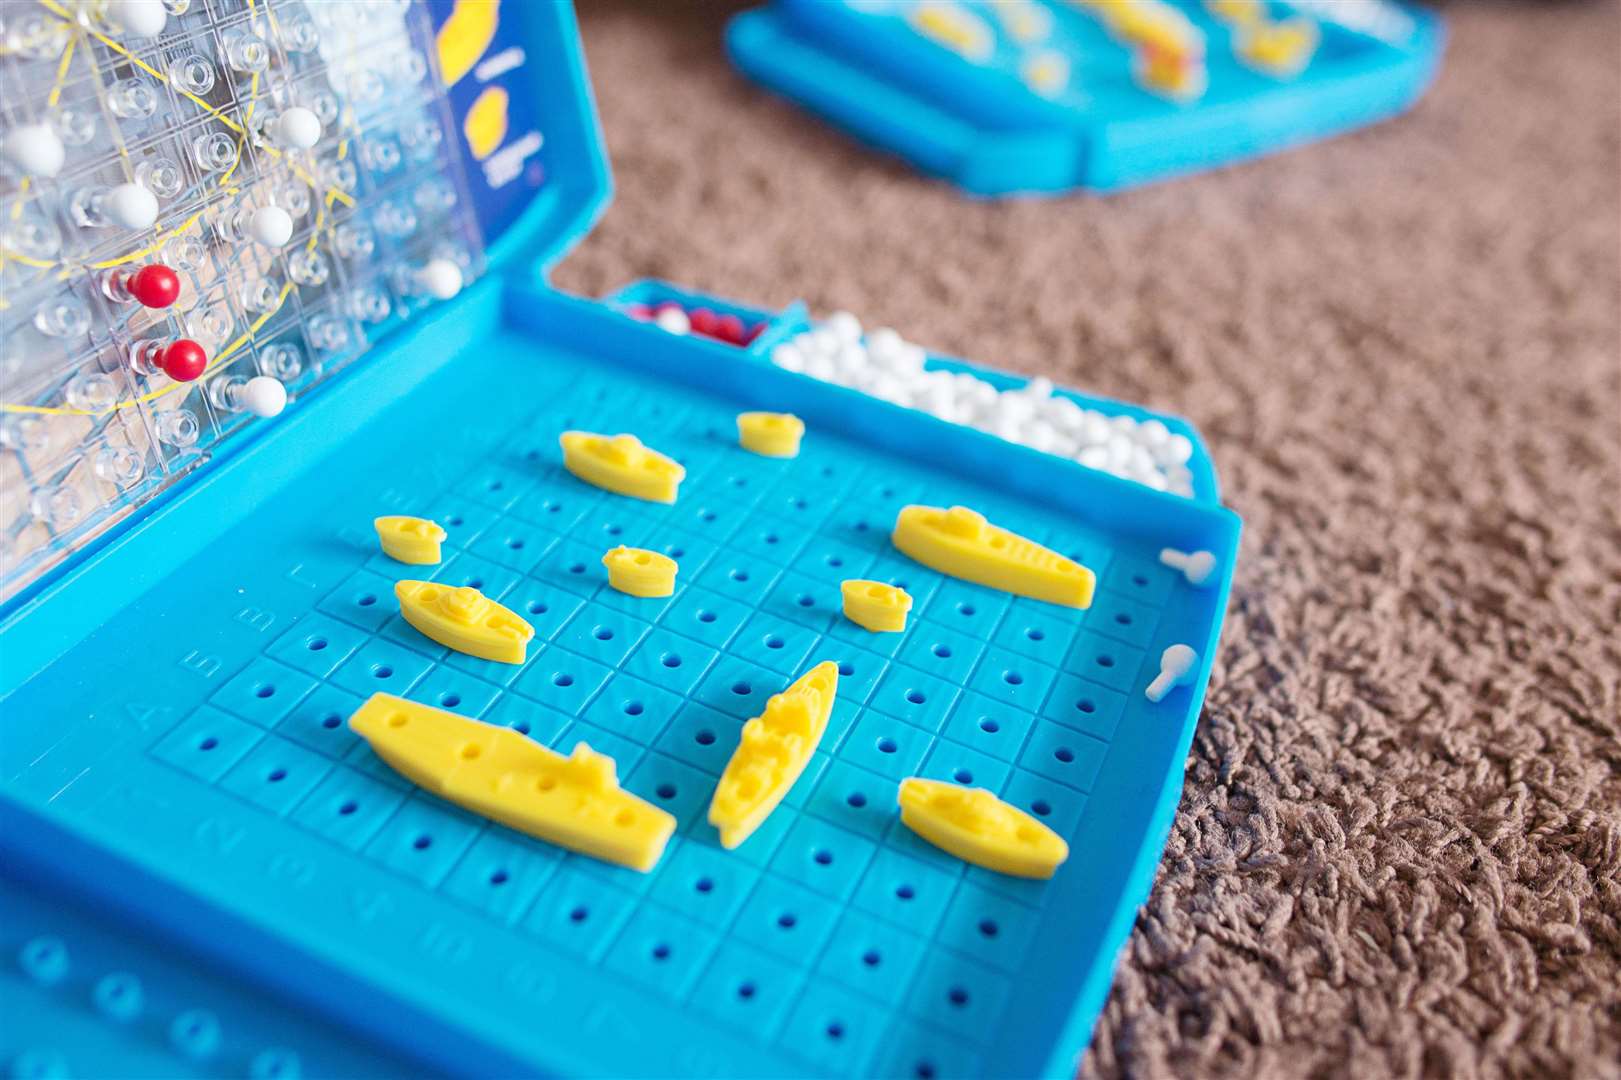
[709, 661, 840, 849]
[897, 777, 1069, 878]
[736, 411, 805, 458]
[891, 505, 1095, 608]
[349, 693, 676, 871]
[602, 545, 678, 598]
[840, 579, 913, 633]
[395, 580, 534, 664]
[559, 431, 685, 503]
[374, 515, 447, 565]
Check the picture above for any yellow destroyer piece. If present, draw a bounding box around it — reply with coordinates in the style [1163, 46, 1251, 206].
[897, 777, 1069, 879]
[891, 505, 1095, 609]
[395, 580, 534, 664]
[736, 412, 805, 458]
[374, 515, 447, 565]
[559, 431, 685, 504]
[602, 545, 678, 598]
[350, 693, 675, 871]
[709, 661, 839, 849]
[840, 579, 913, 633]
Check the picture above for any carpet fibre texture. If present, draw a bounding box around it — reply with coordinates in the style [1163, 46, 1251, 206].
[555, 3, 1621, 1076]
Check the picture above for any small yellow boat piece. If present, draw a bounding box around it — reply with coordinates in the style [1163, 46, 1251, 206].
[374, 515, 447, 565]
[840, 579, 913, 633]
[891, 505, 1095, 609]
[559, 431, 685, 504]
[897, 777, 1069, 879]
[602, 545, 678, 598]
[395, 580, 534, 664]
[1235, 17, 1319, 77]
[909, 1, 994, 62]
[350, 693, 676, 871]
[709, 661, 839, 849]
[736, 411, 805, 459]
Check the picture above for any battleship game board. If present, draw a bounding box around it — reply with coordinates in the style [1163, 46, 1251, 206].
[728, 0, 1444, 194]
[1, 2, 1240, 1077]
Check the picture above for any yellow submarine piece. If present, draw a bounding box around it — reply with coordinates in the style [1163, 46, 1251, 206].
[374, 515, 447, 565]
[602, 545, 678, 598]
[891, 505, 1095, 609]
[736, 412, 805, 459]
[349, 693, 676, 871]
[559, 431, 686, 504]
[709, 661, 839, 849]
[840, 579, 913, 633]
[395, 580, 534, 664]
[1236, 17, 1319, 76]
[897, 777, 1069, 878]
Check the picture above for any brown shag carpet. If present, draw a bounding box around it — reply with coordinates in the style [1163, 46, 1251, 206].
[554, 2, 1621, 1076]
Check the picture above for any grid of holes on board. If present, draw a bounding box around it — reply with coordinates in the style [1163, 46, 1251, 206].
[146, 369, 1174, 1076]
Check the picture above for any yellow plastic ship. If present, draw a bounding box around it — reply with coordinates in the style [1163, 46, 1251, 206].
[559, 431, 685, 503]
[374, 515, 447, 565]
[709, 661, 839, 849]
[602, 545, 678, 598]
[897, 777, 1069, 879]
[891, 505, 1096, 608]
[350, 693, 676, 871]
[736, 411, 805, 458]
[840, 579, 913, 633]
[395, 580, 534, 664]
[1235, 17, 1319, 77]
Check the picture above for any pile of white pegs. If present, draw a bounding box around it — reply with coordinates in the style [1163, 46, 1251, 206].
[767, 312, 1197, 497]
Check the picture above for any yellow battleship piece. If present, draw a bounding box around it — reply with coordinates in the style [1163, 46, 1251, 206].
[395, 580, 534, 664]
[349, 693, 676, 871]
[897, 777, 1069, 879]
[840, 579, 913, 633]
[1235, 17, 1319, 77]
[1071, 0, 1207, 100]
[374, 515, 447, 565]
[736, 411, 805, 459]
[891, 505, 1095, 609]
[709, 661, 839, 849]
[602, 545, 678, 598]
[559, 431, 686, 504]
[909, 1, 994, 62]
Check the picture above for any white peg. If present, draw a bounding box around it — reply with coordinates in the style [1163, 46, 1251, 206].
[1159, 547, 1217, 587]
[3, 123, 65, 178]
[214, 374, 287, 417]
[414, 257, 462, 300]
[102, 182, 159, 229]
[825, 310, 862, 343]
[654, 306, 690, 334]
[1145, 644, 1198, 703]
[107, 0, 168, 37]
[248, 206, 293, 247]
[267, 107, 323, 150]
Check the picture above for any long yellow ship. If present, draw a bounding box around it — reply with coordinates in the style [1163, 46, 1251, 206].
[898, 777, 1069, 879]
[349, 693, 676, 871]
[708, 661, 839, 849]
[891, 504, 1095, 608]
[559, 431, 686, 503]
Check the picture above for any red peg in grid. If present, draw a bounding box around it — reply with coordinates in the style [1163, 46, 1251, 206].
[130, 337, 208, 382]
[102, 264, 181, 309]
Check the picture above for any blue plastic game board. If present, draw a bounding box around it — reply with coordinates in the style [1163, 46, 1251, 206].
[0, 3, 1240, 1077]
[727, 0, 1445, 195]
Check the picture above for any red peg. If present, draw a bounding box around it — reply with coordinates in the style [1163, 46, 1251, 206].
[127, 264, 181, 308]
[131, 337, 207, 382]
[103, 263, 181, 308]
